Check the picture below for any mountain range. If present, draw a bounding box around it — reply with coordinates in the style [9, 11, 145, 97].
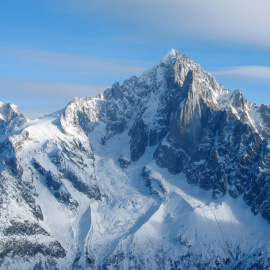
[0, 49, 270, 269]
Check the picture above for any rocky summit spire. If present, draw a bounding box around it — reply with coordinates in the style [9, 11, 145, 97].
[160, 48, 177, 63]
[0, 102, 27, 134]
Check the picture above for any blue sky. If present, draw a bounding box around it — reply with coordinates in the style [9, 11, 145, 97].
[0, 0, 270, 118]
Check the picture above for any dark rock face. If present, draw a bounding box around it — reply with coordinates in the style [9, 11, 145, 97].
[142, 166, 166, 197]
[32, 160, 79, 210]
[0, 239, 66, 266]
[129, 118, 148, 161]
[118, 155, 131, 169]
[154, 145, 188, 174]
[111, 82, 124, 100]
[4, 220, 50, 236]
[61, 168, 103, 201]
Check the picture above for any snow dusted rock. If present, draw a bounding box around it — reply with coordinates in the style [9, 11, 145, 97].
[1, 50, 270, 269]
[0, 102, 27, 136]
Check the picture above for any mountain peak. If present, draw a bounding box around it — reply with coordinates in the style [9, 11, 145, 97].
[167, 48, 177, 56]
[0, 102, 20, 122]
[0, 101, 27, 135]
[160, 48, 177, 63]
[161, 48, 191, 64]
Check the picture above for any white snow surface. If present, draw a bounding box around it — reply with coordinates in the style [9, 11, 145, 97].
[1, 109, 269, 269]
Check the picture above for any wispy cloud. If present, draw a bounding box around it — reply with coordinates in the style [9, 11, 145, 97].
[0, 48, 149, 76]
[63, 0, 270, 47]
[0, 79, 106, 119]
[212, 66, 270, 83]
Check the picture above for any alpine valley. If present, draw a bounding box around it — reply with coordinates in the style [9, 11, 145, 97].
[1, 49, 270, 270]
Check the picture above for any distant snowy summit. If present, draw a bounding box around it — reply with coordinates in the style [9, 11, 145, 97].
[0, 49, 270, 269]
[0, 101, 27, 135]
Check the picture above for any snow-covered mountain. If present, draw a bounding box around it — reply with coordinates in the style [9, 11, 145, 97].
[1, 49, 270, 269]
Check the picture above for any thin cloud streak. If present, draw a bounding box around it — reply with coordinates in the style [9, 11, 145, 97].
[212, 66, 270, 83]
[64, 0, 270, 47]
[0, 48, 149, 76]
[0, 79, 107, 119]
[0, 79, 106, 99]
